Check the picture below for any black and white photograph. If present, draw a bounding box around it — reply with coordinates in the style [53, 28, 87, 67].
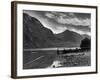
[23, 10, 91, 69]
[11, 1, 97, 78]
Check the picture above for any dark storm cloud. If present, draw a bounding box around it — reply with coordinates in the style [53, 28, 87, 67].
[23, 10, 91, 35]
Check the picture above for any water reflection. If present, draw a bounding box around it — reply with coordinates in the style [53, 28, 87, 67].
[23, 48, 91, 69]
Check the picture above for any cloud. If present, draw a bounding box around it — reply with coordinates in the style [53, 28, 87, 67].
[45, 12, 91, 26]
[69, 28, 90, 36]
[45, 13, 54, 18]
[44, 12, 91, 35]
[24, 10, 91, 35]
[57, 17, 91, 26]
[52, 26, 67, 34]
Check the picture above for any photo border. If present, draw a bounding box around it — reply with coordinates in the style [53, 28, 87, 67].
[11, 1, 98, 79]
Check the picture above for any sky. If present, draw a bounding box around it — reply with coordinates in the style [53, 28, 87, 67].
[23, 10, 91, 36]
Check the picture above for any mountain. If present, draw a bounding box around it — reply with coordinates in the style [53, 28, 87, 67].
[54, 30, 83, 47]
[55, 30, 83, 42]
[23, 13, 89, 49]
[23, 13, 55, 48]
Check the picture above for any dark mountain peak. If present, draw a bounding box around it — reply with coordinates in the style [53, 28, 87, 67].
[23, 13, 39, 22]
[55, 29, 83, 43]
[23, 13, 55, 48]
[23, 13, 28, 16]
[23, 13, 54, 33]
[62, 29, 77, 34]
[23, 13, 44, 28]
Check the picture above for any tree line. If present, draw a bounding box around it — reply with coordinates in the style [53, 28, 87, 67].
[57, 38, 91, 54]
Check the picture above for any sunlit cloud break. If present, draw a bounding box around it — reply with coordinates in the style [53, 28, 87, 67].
[45, 12, 91, 26]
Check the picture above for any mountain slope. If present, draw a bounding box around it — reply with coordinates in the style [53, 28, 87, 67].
[54, 30, 83, 47]
[23, 13, 55, 48]
[55, 30, 83, 42]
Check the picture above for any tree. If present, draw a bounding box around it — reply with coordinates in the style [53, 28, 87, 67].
[80, 38, 91, 50]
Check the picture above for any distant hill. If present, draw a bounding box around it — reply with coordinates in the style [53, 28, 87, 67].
[54, 30, 84, 48]
[55, 30, 83, 42]
[23, 13, 90, 49]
